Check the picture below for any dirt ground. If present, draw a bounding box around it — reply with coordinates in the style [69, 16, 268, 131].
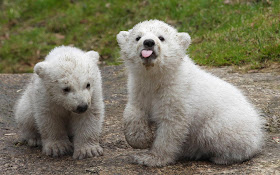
[0, 65, 279, 175]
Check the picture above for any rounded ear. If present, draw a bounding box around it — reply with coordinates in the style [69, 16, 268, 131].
[34, 62, 49, 78]
[117, 31, 129, 47]
[177, 32, 191, 50]
[86, 51, 100, 63]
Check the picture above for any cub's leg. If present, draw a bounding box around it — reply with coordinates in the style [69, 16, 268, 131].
[72, 110, 103, 159]
[15, 94, 41, 146]
[35, 109, 73, 157]
[124, 103, 154, 149]
[134, 104, 188, 167]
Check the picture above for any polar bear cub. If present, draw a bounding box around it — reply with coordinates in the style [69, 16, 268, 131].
[14, 46, 104, 159]
[117, 20, 264, 166]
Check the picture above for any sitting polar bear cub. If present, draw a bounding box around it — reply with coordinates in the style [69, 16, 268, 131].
[117, 20, 264, 166]
[14, 46, 104, 159]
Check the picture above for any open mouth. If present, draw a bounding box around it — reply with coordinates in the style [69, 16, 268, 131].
[140, 49, 157, 67]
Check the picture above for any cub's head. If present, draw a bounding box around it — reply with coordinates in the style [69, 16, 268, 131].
[34, 46, 100, 114]
[117, 20, 191, 69]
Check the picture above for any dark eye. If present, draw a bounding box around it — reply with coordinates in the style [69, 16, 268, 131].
[158, 36, 165, 41]
[86, 83, 90, 89]
[136, 36, 141, 41]
[63, 87, 71, 93]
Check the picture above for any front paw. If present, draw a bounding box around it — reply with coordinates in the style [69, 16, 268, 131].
[125, 125, 153, 149]
[42, 140, 73, 157]
[73, 144, 103, 160]
[133, 152, 175, 167]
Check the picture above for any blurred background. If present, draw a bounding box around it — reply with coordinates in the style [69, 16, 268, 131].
[0, 0, 279, 73]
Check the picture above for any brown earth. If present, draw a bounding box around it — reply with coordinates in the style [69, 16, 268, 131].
[0, 65, 279, 175]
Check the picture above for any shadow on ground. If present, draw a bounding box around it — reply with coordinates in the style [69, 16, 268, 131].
[0, 65, 279, 174]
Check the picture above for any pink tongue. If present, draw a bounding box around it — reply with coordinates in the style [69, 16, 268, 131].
[141, 50, 153, 58]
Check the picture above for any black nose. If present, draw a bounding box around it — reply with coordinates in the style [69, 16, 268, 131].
[143, 39, 155, 48]
[76, 104, 88, 113]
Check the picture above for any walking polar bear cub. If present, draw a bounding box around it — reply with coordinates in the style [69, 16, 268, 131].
[14, 46, 104, 159]
[117, 20, 264, 166]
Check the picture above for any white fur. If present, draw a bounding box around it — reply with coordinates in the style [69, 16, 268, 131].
[117, 20, 264, 167]
[14, 46, 104, 159]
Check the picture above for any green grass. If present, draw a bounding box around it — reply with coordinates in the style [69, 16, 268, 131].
[0, 0, 279, 73]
